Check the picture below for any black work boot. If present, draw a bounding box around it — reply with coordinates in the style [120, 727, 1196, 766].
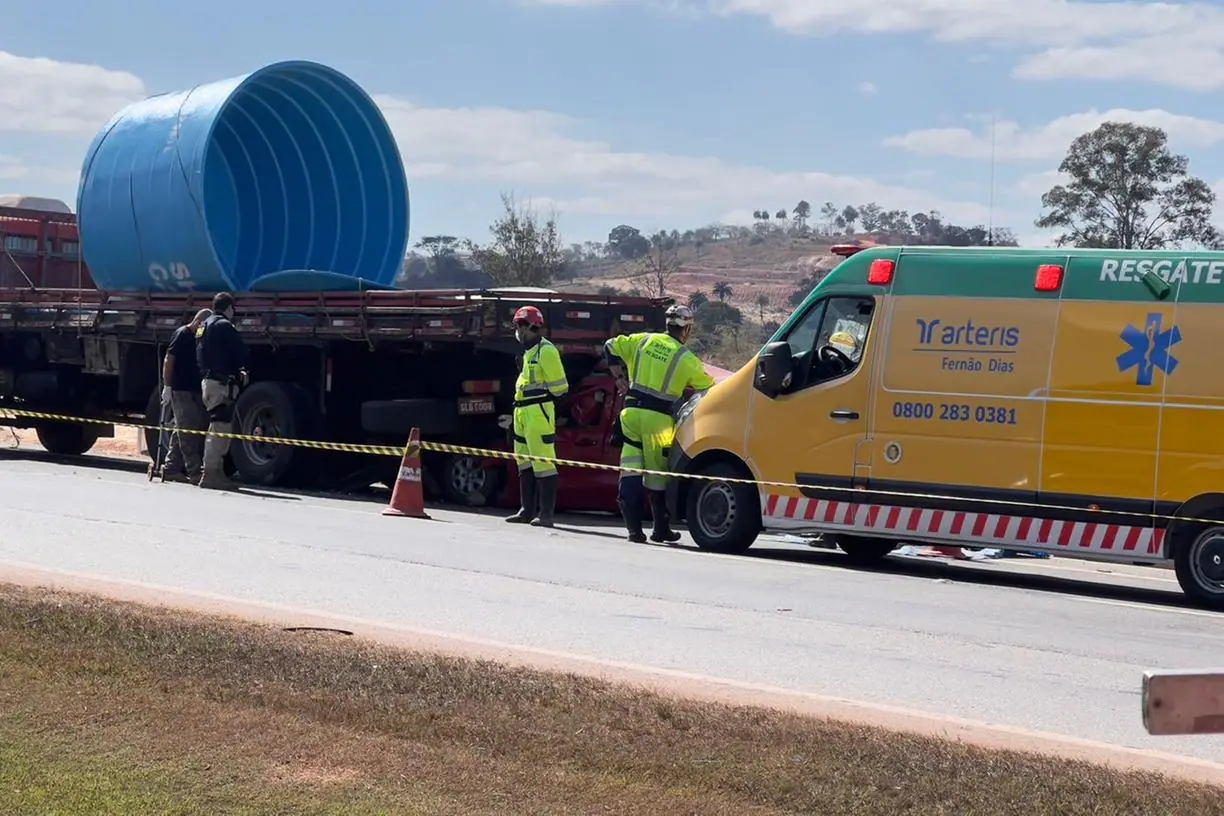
[618, 498, 647, 543]
[506, 470, 537, 523]
[531, 475, 558, 528]
[648, 490, 681, 544]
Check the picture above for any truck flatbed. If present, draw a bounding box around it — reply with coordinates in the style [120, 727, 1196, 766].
[0, 286, 668, 350]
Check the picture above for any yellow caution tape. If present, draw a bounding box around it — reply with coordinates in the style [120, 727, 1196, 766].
[0, 408, 408, 457]
[0, 407, 1212, 529]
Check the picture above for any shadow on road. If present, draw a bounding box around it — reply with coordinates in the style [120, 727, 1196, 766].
[0, 446, 150, 475]
[10, 449, 1206, 615]
[741, 543, 1203, 613]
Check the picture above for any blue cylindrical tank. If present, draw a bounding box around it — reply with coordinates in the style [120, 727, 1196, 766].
[76, 60, 409, 293]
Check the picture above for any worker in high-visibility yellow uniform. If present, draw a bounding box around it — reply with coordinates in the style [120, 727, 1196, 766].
[506, 305, 569, 527]
[605, 304, 715, 543]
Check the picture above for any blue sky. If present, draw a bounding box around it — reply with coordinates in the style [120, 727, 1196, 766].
[4, 0, 1224, 247]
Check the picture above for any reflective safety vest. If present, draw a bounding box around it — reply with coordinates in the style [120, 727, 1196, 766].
[605, 332, 715, 414]
[514, 337, 568, 408]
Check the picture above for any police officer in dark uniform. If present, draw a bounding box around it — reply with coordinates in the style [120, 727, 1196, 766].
[195, 292, 249, 490]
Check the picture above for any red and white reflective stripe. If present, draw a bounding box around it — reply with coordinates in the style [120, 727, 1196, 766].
[619, 314, 646, 322]
[762, 494, 1166, 556]
[566, 310, 591, 319]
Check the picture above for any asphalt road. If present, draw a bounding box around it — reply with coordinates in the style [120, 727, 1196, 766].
[1, 451, 1222, 763]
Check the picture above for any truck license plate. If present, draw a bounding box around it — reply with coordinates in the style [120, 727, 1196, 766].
[458, 396, 496, 415]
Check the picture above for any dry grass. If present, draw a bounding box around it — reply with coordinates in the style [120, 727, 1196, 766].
[0, 583, 1220, 815]
[564, 234, 835, 319]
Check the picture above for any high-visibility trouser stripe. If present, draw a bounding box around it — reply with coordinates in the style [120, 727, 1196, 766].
[620, 431, 645, 472]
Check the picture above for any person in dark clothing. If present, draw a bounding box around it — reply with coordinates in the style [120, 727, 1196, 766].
[195, 292, 249, 490]
[159, 307, 212, 483]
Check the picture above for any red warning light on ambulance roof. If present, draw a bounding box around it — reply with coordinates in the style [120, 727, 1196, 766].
[867, 259, 895, 285]
[1034, 264, 1064, 292]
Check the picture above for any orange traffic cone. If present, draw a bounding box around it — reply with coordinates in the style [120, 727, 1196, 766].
[383, 428, 430, 519]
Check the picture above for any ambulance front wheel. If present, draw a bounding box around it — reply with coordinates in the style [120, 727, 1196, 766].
[1173, 525, 1224, 609]
[686, 461, 761, 554]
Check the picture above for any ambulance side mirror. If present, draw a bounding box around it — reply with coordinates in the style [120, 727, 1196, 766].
[756, 342, 793, 397]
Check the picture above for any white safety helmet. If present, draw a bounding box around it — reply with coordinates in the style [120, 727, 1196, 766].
[665, 304, 695, 328]
[828, 330, 861, 361]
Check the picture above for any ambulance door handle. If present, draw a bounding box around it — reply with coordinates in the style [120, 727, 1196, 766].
[830, 409, 860, 421]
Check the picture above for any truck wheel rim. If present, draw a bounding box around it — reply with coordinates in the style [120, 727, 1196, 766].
[697, 482, 736, 538]
[245, 405, 282, 466]
[451, 456, 488, 494]
[1191, 530, 1224, 594]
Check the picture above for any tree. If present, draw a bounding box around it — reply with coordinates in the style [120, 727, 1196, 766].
[1036, 121, 1220, 249]
[396, 253, 429, 285]
[838, 205, 859, 234]
[465, 192, 565, 287]
[792, 200, 811, 233]
[911, 211, 945, 243]
[634, 230, 684, 298]
[819, 201, 839, 235]
[991, 227, 1019, 246]
[416, 235, 460, 263]
[607, 224, 651, 259]
[689, 300, 744, 357]
[880, 209, 911, 234]
[858, 202, 883, 232]
[752, 209, 770, 237]
[755, 293, 770, 324]
[407, 236, 491, 288]
[713, 281, 733, 302]
[687, 290, 710, 309]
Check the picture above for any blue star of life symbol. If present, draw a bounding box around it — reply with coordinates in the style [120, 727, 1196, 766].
[1117, 313, 1181, 387]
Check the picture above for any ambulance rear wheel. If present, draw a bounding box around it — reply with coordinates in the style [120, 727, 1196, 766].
[686, 461, 760, 554]
[1174, 525, 1224, 609]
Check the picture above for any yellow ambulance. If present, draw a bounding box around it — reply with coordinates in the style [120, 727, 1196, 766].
[669, 244, 1224, 608]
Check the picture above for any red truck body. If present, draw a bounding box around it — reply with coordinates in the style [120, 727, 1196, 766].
[0, 205, 95, 289]
[0, 204, 721, 514]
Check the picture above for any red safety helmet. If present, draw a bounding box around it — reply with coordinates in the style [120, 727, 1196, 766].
[513, 305, 544, 327]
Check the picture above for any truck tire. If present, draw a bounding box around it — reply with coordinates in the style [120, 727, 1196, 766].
[35, 421, 100, 456]
[685, 460, 761, 554]
[439, 454, 504, 507]
[361, 399, 460, 438]
[1173, 523, 1224, 610]
[230, 382, 320, 486]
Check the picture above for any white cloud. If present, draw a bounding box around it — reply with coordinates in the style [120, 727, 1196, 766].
[531, 0, 1224, 89]
[884, 109, 1224, 161]
[0, 155, 26, 180]
[0, 49, 995, 233]
[375, 95, 992, 223]
[0, 51, 146, 133]
[613, 0, 1224, 89]
[857, 81, 877, 95]
[0, 154, 77, 187]
[1017, 169, 1068, 196]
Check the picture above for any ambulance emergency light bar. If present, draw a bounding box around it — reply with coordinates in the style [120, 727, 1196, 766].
[830, 244, 1071, 294]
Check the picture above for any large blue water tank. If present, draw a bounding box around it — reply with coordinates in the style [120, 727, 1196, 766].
[76, 60, 409, 293]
